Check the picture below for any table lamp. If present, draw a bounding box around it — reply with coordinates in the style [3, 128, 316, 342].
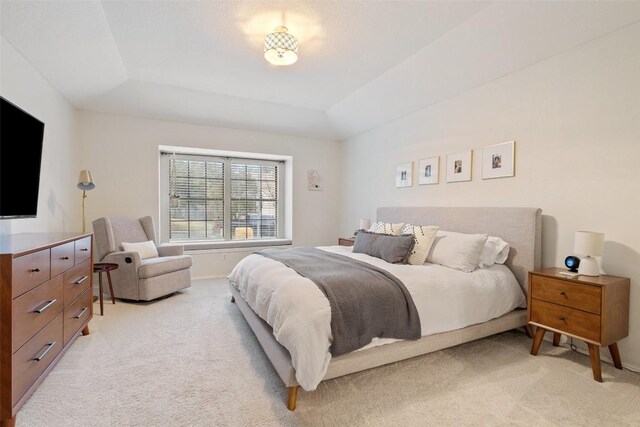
[574, 231, 604, 276]
[77, 170, 95, 234]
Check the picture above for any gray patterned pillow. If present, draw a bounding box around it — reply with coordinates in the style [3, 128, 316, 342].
[352, 230, 415, 264]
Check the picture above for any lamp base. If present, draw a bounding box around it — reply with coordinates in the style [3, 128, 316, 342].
[578, 256, 600, 276]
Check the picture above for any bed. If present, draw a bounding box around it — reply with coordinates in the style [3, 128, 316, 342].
[228, 206, 542, 410]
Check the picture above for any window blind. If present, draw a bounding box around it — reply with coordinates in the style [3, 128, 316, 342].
[165, 153, 281, 242]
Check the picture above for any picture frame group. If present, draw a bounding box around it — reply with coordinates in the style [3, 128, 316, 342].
[395, 141, 515, 187]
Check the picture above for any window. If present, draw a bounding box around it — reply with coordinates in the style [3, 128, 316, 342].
[160, 151, 285, 245]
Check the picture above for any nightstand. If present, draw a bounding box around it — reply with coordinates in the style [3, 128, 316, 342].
[338, 237, 355, 247]
[527, 268, 630, 382]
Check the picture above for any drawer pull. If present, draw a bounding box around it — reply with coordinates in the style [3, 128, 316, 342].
[74, 276, 88, 285]
[61, 256, 70, 260]
[560, 291, 566, 296]
[80, 248, 89, 252]
[30, 268, 41, 273]
[74, 307, 88, 319]
[559, 317, 566, 321]
[34, 299, 57, 314]
[33, 342, 56, 361]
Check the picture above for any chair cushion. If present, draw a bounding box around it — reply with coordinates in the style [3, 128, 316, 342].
[138, 255, 192, 279]
[122, 240, 159, 259]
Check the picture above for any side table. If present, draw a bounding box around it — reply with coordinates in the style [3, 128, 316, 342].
[93, 262, 118, 315]
[527, 268, 630, 382]
[338, 237, 355, 247]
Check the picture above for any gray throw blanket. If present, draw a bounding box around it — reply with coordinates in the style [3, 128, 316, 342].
[256, 248, 421, 357]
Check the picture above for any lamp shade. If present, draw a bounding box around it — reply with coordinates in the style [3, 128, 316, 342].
[359, 218, 371, 230]
[77, 170, 95, 191]
[574, 231, 604, 256]
[264, 26, 298, 66]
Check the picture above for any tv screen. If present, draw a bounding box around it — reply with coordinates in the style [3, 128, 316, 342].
[0, 97, 45, 219]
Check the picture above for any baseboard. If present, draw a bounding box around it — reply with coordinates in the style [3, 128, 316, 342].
[192, 274, 228, 280]
[543, 334, 639, 373]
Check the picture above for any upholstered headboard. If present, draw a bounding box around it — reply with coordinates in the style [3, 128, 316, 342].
[377, 207, 542, 293]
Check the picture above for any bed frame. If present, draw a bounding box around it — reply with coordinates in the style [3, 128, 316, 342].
[229, 206, 542, 410]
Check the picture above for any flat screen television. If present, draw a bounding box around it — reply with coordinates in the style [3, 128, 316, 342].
[0, 97, 45, 219]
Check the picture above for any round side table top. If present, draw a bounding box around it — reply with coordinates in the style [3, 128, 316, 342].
[93, 262, 119, 273]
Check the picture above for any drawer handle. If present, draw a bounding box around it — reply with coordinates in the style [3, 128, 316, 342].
[559, 317, 566, 321]
[80, 248, 89, 252]
[560, 291, 566, 296]
[61, 256, 70, 260]
[34, 299, 57, 314]
[74, 276, 88, 285]
[33, 342, 56, 361]
[30, 268, 41, 273]
[75, 307, 88, 319]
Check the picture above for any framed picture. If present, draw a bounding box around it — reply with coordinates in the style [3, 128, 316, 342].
[482, 141, 515, 179]
[395, 162, 413, 188]
[446, 150, 472, 183]
[418, 157, 439, 185]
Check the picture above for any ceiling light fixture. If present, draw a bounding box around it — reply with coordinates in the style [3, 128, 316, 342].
[264, 26, 298, 66]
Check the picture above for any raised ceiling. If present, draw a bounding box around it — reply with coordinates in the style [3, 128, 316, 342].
[2, 1, 639, 141]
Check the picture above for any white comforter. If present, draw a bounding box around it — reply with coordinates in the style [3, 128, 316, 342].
[228, 246, 526, 391]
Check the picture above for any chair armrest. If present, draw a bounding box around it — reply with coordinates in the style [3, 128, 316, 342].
[103, 251, 142, 268]
[157, 244, 184, 257]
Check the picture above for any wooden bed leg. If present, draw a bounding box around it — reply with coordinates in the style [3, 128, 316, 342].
[230, 295, 235, 303]
[524, 324, 534, 338]
[287, 386, 299, 411]
[552, 332, 561, 347]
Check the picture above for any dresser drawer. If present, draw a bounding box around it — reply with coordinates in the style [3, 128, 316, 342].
[51, 241, 75, 277]
[12, 249, 51, 298]
[12, 313, 63, 407]
[531, 299, 601, 343]
[63, 259, 92, 307]
[12, 275, 64, 353]
[63, 289, 92, 345]
[531, 275, 601, 314]
[74, 236, 92, 265]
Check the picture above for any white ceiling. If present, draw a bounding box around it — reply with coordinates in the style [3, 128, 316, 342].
[2, 1, 639, 141]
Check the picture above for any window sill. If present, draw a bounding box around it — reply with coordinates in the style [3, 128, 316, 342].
[178, 239, 292, 252]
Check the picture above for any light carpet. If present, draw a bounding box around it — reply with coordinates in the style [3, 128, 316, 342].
[18, 278, 640, 426]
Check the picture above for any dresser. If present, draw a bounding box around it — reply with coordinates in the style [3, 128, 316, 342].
[527, 268, 630, 382]
[1, 233, 93, 427]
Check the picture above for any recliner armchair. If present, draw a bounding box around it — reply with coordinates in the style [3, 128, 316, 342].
[92, 216, 192, 301]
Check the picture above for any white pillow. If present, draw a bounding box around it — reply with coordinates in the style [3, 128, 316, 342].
[368, 221, 405, 235]
[121, 240, 159, 260]
[426, 230, 488, 273]
[478, 236, 511, 268]
[401, 224, 440, 265]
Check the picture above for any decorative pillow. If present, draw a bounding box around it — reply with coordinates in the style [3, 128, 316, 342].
[368, 221, 405, 235]
[121, 240, 159, 260]
[426, 230, 488, 273]
[401, 224, 440, 265]
[478, 236, 511, 268]
[353, 230, 415, 264]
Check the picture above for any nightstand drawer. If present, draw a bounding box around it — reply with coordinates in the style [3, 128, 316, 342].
[531, 300, 601, 343]
[531, 275, 601, 314]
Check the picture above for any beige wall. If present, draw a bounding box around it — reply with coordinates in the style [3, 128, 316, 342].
[340, 24, 640, 369]
[76, 111, 342, 277]
[0, 37, 80, 235]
